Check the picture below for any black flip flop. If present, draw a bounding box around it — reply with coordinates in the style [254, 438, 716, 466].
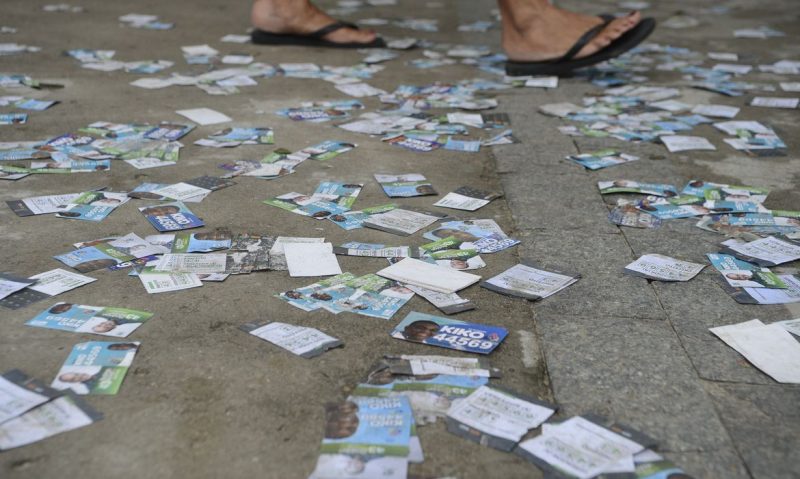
[251, 21, 386, 49]
[505, 16, 656, 77]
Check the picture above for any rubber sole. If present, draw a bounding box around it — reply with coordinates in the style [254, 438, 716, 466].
[504, 17, 656, 77]
[251, 29, 387, 49]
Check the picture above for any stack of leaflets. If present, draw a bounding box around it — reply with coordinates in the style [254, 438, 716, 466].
[423, 220, 519, 254]
[265, 182, 363, 220]
[624, 254, 705, 282]
[51, 341, 140, 395]
[0, 369, 102, 450]
[278, 273, 415, 320]
[377, 258, 481, 294]
[720, 236, 800, 266]
[363, 208, 446, 236]
[418, 236, 486, 270]
[481, 262, 580, 300]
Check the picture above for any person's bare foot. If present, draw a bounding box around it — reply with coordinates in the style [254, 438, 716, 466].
[501, 4, 642, 62]
[251, 0, 377, 44]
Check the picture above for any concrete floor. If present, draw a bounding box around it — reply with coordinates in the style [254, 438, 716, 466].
[1, 0, 799, 478]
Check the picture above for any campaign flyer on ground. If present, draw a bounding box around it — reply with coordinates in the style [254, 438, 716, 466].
[293, 140, 355, 161]
[391, 311, 507, 354]
[0, 273, 35, 300]
[374, 173, 437, 197]
[327, 203, 397, 230]
[53, 243, 135, 273]
[433, 186, 502, 211]
[419, 236, 485, 270]
[706, 253, 787, 289]
[423, 220, 517, 255]
[265, 192, 350, 220]
[240, 321, 342, 358]
[608, 204, 663, 228]
[624, 254, 705, 282]
[0, 369, 61, 424]
[568, 149, 639, 170]
[0, 393, 102, 451]
[363, 208, 445, 236]
[404, 284, 476, 315]
[313, 274, 415, 320]
[445, 385, 556, 451]
[598, 180, 679, 197]
[481, 262, 580, 301]
[139, 201, 204, 232]
[54, 191, 130, 222]
[308, 396, 412, 479]
[720, 236, 800, 266]
[6, 193, 81, 216]
[27, 303, 153, 337]
[51, 341, 140, 395]
[169, 228, 232, 252]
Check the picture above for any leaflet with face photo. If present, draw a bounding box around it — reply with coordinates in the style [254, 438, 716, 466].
[568, 149, 639, 170]
[327, 203, 398, 230]
[313, 181, 363, 209]
[240, 321, 342, 358]
[27, 303, 153, 337]
[6, 193, 82, 216]
[55, 191, 130, 222]
[315, 274, 415, 320]
[363, 208, 445, 236]
[265, 192, 350, 220]
[54, 243, 135, 273]
[386, 355, 501, 378]
[598, 181, 678, 197]
[0, 393, 102, 451]
[608, 205, 662, 228]
[384, 134, 443, 152]
[721, 274, 800, 305]
[0, 273, 35, 301]
[51, 341, 140, 395]
[137, 261, 203, 294]
[27, 269, 96, 296]
[277, 273, 357, 312]
[154, 253, 228, 274]
[0, 369, 62, 425]
[446, 386, 556, 451]
[308, 396, 412, 479]
[377, 258, 481, 294]
[139, 201, 204, 232]
[404, 284, 476, 315]
[103, 233, 168, 259]
[707, 253, 787, 289]
[482, 262, 580, 301]
[374, 173, 437, 197]
[635, 200, 708, 220]
[516, 416, 646, 479]
[419, 237, 485, 270]
[392, 311, 507, 354]
[624, 254, 705, 282]
[721, 236, 800, 266]
[284, 242, 342, 277]
[291, 140, 355, 161]
[710, 319, 800, 384]
[170, 228, 232, 252]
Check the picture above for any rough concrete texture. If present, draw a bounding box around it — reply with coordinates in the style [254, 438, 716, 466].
[1, 0, 799, 478]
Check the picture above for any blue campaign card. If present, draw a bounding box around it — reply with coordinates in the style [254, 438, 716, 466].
[391, 311, 508, 354]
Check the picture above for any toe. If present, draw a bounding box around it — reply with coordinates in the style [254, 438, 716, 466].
[577, 11, 641, 57]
